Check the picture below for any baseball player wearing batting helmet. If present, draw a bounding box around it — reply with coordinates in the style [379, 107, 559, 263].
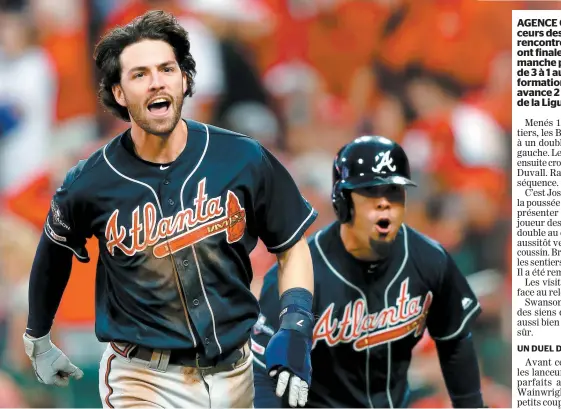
[251, 135, 486, 408]
[23, 10, 317, 408]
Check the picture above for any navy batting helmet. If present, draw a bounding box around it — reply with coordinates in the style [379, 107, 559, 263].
[332, 135, 416, 223]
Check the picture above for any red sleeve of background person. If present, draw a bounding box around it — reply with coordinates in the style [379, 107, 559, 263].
[249, 240, 276, 280]
[5, 174, 96, 327]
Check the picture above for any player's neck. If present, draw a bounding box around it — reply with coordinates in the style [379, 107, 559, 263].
[339, 224, 381, 262]
[130, 120, 188, 164]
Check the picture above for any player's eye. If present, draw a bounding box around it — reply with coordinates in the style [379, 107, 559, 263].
[163, 66, 174, 73]
[133, 72, 144, 79]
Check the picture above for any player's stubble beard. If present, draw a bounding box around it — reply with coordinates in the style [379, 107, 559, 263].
[344, 216, 394, 261]
[126, 88, 184, 138]
[369, 237, 393, 260]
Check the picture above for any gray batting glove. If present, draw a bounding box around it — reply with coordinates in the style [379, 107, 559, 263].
[22, 332, 84, 387]
[270, 369, 309, 408]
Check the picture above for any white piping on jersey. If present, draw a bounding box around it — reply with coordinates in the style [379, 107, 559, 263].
[44, 220, 89, 261]
[102, 145, 199, 346]
[267, 206, 316, 251]
[314, 230, 375, 409]
[179, 123, 210, 209]
[253, 355, 266, 369]
[177, 123, 223, 355]
[432, 301, 481, 341]
[191, 243, 222, 354]
[383, 224, 409, 409]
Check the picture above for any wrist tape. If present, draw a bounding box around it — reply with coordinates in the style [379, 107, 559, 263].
[279, 288, 314, 337]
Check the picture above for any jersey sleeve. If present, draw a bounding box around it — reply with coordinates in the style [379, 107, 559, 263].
[426, 251, 482, 341]
[250, 264, 281, 368]
[253, 146, 317, 253]
[43, 163, 91, 263]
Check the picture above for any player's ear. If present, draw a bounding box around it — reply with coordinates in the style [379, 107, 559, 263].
[112, 84, 127, 108]
[346, 191, 355, 225]
[182, 71, 187, 94]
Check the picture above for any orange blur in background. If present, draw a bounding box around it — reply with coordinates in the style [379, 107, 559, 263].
[0, 0, 553, 406]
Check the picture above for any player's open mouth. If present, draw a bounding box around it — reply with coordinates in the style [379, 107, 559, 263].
[375, 218, 391, 235]
[147, 98, 171, 116]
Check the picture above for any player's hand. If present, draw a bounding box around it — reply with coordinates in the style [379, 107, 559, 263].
[22, 332, 84, 387]
[269, 367, 309, 408]
[265, 325, 312, 407]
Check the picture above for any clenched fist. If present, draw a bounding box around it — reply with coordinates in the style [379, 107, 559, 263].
[265, 304, 314, 408]
[23, 332, 84, 387]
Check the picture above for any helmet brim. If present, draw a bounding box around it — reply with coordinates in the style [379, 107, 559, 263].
[340, 175, 417, 190]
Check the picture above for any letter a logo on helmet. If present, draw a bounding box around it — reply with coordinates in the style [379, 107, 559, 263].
[373, 151, 397, 174]
[331, 135, 417, 223]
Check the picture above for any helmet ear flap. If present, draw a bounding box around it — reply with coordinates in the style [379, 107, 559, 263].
[332, 187, 353, 223]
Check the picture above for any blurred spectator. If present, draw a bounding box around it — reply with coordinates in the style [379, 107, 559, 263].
[29, 0, 98, 156]
[189, 0, 284, 144]
[400, 67, 507, 232]
[466, 51, 513, 132]
[0, 4, 57, 191]
[0, 214, 66, 407]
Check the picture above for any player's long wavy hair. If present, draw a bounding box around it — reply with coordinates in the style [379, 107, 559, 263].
[93, 10, 196, 122]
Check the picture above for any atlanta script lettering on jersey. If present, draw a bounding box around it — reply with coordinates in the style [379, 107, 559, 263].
[105, 178, 246, 257]
[313, 278, 433, 351]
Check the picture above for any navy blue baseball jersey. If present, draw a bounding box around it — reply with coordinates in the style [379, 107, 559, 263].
[251, 221, 481, 408]
[43, 119, 317, 359]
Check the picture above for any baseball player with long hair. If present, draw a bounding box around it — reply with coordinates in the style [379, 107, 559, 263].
[22, 10, 316, 408]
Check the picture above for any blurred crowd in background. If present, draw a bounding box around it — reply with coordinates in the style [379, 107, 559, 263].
[0, 0, 555, 406]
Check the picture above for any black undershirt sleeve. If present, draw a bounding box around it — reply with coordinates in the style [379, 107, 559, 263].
[26, 232, 74, 338]
[435, 333, 484, 408]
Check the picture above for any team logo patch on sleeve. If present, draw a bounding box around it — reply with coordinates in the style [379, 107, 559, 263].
[50, 200, 71, 231]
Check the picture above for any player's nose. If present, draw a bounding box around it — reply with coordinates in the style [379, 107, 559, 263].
[375, 196, 391, 210]
[149, 72, 165, 90]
